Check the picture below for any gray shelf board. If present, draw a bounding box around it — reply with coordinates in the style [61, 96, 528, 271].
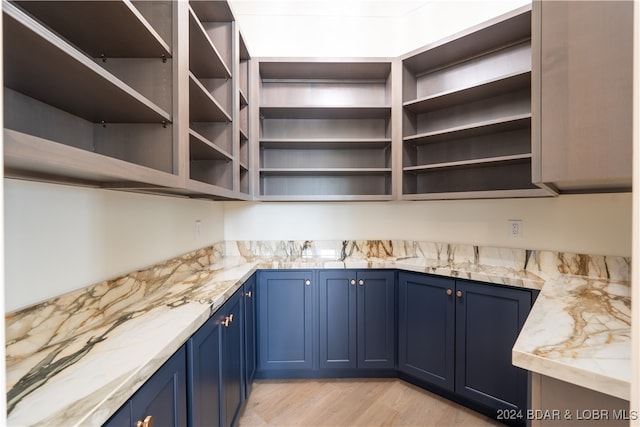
[239, 162, 249, 171]
[258, 194, 393, 202]
[4, 4, 171, 124]
[260, 168, 392, 176]
[13, 0, 171, 58]
[259, 60, 391, 80]
[189, 129, 233, 161]
[404, 153, 532, 173]
[402, 5, 531, 73]
[3, 128, 180, 187]
[260, 138, 391, 150]
[260, 105, 391, 120]
[186, 179, 246, 201]
[401, 187, 552, 201]
[239, 88, 249, 107]
[404, 71, 531, 114]
[403, 113, 531, 144]
[239, 34, 250, 60]
[189, 73, 233, 122]
[189, 0, 234, 22]
[188, 7, 232, 79]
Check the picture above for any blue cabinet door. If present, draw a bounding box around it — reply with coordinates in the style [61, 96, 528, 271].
[356, 270, 396, 369]
[318, 270, 357, 369]
[131, 346, 187, 427]
[102, 401, 131, 427]
[187, 311, 222, 427]
[398, 272, 455, 391]
[221, 291, 244, 427]
[243, 274, 257, 397]
[454, 280, 531, 416]
[257, 270, 315, 372]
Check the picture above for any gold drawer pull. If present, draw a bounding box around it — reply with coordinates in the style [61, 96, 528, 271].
[350, 279, 356, 285]
[246, 291, 252, 298]
[446, 289, 453, 296]
[456, 290, 462, 298]
[358, 279, 364, 286]
[136, 415, 153, 427]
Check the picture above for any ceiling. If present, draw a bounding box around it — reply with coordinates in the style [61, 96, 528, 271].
[228, 0, 432, 18]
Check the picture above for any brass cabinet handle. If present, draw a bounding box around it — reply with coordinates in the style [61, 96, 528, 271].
[136, 415, 153, 427]
[456, 290, 463, 298]
[446, 289, 453, 296]
[305, 279, 311, 286]
[223, 315, 233, 327]
[246, 291, 252, 298]
[350, 279, 356, 285]
[358, 279, 364, 286]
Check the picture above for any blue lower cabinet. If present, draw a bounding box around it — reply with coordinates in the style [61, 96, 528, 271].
[243, 274, 257, 398]
[221, 291, 244, 427]
[398, 272, 455, 391]
[104, 346, 187, 427]
[318, 270, 357, 369]
[188, 289, 244, 427]
[256, 270, 315, 372]
[187, 307, 222, 427]
[455, 279, 531, 422]
[398, 272, 533, 426]
[355, 270, 396, 369]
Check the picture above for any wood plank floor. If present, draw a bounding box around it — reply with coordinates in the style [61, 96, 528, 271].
[237, 379, 503, 426]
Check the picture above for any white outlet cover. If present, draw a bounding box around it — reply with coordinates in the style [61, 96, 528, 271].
[508, 219, 523, 239]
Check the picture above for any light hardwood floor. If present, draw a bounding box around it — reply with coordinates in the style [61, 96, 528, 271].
[237, 379, 504, 427]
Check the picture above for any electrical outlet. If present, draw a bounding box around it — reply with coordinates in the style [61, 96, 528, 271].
[195, 220, 202, 240]
[508, 219, 522, 239]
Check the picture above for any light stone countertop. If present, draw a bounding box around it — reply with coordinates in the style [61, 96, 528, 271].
[4, 240, 631, 426]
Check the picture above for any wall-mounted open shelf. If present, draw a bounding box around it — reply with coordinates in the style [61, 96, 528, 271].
[401, 5, 549, 199]
[255, 59, 394, 200]
[4, 0, 252, 200]
[3, 0, 177, 186]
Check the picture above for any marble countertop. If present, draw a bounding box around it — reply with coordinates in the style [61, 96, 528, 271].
[5, 240, 631, 426]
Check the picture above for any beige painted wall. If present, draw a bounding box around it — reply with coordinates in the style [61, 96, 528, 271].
[230, 0, 530, 57]
[4, 179, 225, 312]
[223, 193, 632, 257]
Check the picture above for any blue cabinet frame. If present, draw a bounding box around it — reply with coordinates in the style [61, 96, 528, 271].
[318, 270, 395, 371]
[256, 270, 315, 373]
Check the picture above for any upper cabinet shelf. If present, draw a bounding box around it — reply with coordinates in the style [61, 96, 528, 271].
[189, 72, 232, 122]
[255, 58, 394, 200]
[260, 106, 391, 120]
[12, 0, 171, 59]
[400, 5, 547, 200]
[4, 0, 252, 200]
[4, 3, 171, 124]
[403, 70, 531, 114]
[402, 8, 531, 75]
[188, 6, 231, 79]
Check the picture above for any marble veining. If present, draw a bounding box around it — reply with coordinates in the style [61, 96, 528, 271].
[512, 275, 631, 400]
[5, 240, 631, 426]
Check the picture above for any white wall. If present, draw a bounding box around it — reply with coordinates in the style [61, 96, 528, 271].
[224, 193, 632, 257]
[4, 179, 225, 312]
[230, 0, 531, 57]
[397, 0, 531, 55]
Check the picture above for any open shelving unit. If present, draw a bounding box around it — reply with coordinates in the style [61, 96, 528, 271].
[400, 5, 550, 199]
[238, 34, 251, 195]
[254, 59, 394, 201]
[3, 0, 180, 188]
[4, 0, 251, 200]
[186, 1, 236, 196]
